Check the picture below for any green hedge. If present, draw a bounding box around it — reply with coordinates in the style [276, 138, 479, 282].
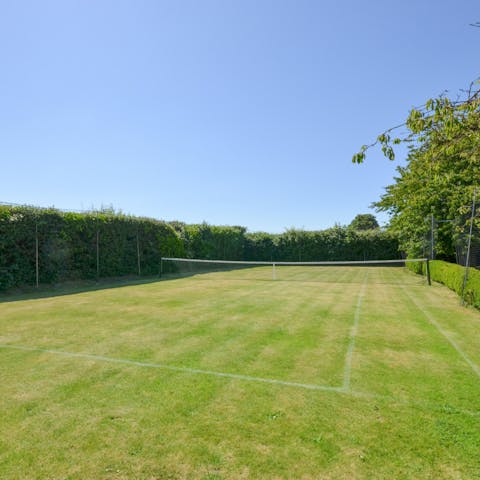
[408, 259, 480, 308]
[0, 205, 401, 291]
[169, 223, 400, 263]
[0, 206, 184, 290]
[244, 227, 399, 262]
[5, 204, 479, 309]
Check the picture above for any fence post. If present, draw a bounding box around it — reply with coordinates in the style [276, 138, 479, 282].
[35, 220, 39, 288]
[431, 213, 435, 260]
[136, 231, 141, 276]
[461, 189, 477, 305]
[96, 229, 100, 282]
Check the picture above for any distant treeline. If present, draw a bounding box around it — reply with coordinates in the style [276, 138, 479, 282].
[0, 205, 399, 290]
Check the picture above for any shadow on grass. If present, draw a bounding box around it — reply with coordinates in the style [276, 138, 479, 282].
[0, 268, 249, 304]
[0, 266, 427, 303]
[0, 275, 171, 304]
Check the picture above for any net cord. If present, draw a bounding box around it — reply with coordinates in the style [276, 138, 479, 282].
[161, 257, 427, 266]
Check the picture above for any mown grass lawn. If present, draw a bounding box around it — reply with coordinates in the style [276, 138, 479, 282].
[1, 267, 479, 479]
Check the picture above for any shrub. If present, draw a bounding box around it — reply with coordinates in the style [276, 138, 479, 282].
[408, 259, 480, 308]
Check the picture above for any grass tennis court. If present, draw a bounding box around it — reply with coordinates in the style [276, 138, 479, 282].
[1, 266, 480, 479]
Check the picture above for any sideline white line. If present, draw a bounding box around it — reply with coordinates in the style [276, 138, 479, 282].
[402, 287, 480, 380]
[342, 273, 369, 390]
[0, 343, 342, 393]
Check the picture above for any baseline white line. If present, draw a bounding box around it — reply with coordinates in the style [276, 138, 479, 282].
[401, 287, 480, 380]
[0, 344, 342, 393]
[342, 273, 369, 390]
[1, 343, 479, 417]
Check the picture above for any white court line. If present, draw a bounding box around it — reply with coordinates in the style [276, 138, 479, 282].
[402, 287, 480, 380]
[342, 273, 369, 390]
[0, 343, 342, 393]
[1, 343, 479, 418]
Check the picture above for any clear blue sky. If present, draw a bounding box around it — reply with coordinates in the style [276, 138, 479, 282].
[1, 0, 478, 232]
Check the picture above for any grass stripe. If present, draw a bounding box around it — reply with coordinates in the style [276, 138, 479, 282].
[0, 343, 343, 393]
[401, 287, 480, 380]
[349, 389, 480, 418]
[2, 342, 479, 419]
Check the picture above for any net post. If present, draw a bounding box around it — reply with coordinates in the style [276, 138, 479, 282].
[160, 257, 163, 278]
[272, 263, 276, 280]
[425, 258, 431, 286]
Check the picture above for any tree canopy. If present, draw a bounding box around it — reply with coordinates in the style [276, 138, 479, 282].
[353, 80, 480, 259]
[349, 214, 379, 231]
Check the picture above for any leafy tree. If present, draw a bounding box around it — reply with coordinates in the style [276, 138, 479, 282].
[349, 214, 379, 231]
[353, 80, 480, 259]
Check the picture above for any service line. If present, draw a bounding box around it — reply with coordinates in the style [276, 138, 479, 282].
[342, 272, 369, 390]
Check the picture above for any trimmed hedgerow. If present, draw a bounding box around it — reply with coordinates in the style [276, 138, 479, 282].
[244, 227, 399, 262]
[170, 223, 400, 263]
[0, 206, 184, 290]
[1, 205, 400, 291]
[408, 259, 480, 308]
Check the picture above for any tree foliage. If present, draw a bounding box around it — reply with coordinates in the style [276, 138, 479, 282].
[353, 80, 480, 258]
[349, 214, 379, 231]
